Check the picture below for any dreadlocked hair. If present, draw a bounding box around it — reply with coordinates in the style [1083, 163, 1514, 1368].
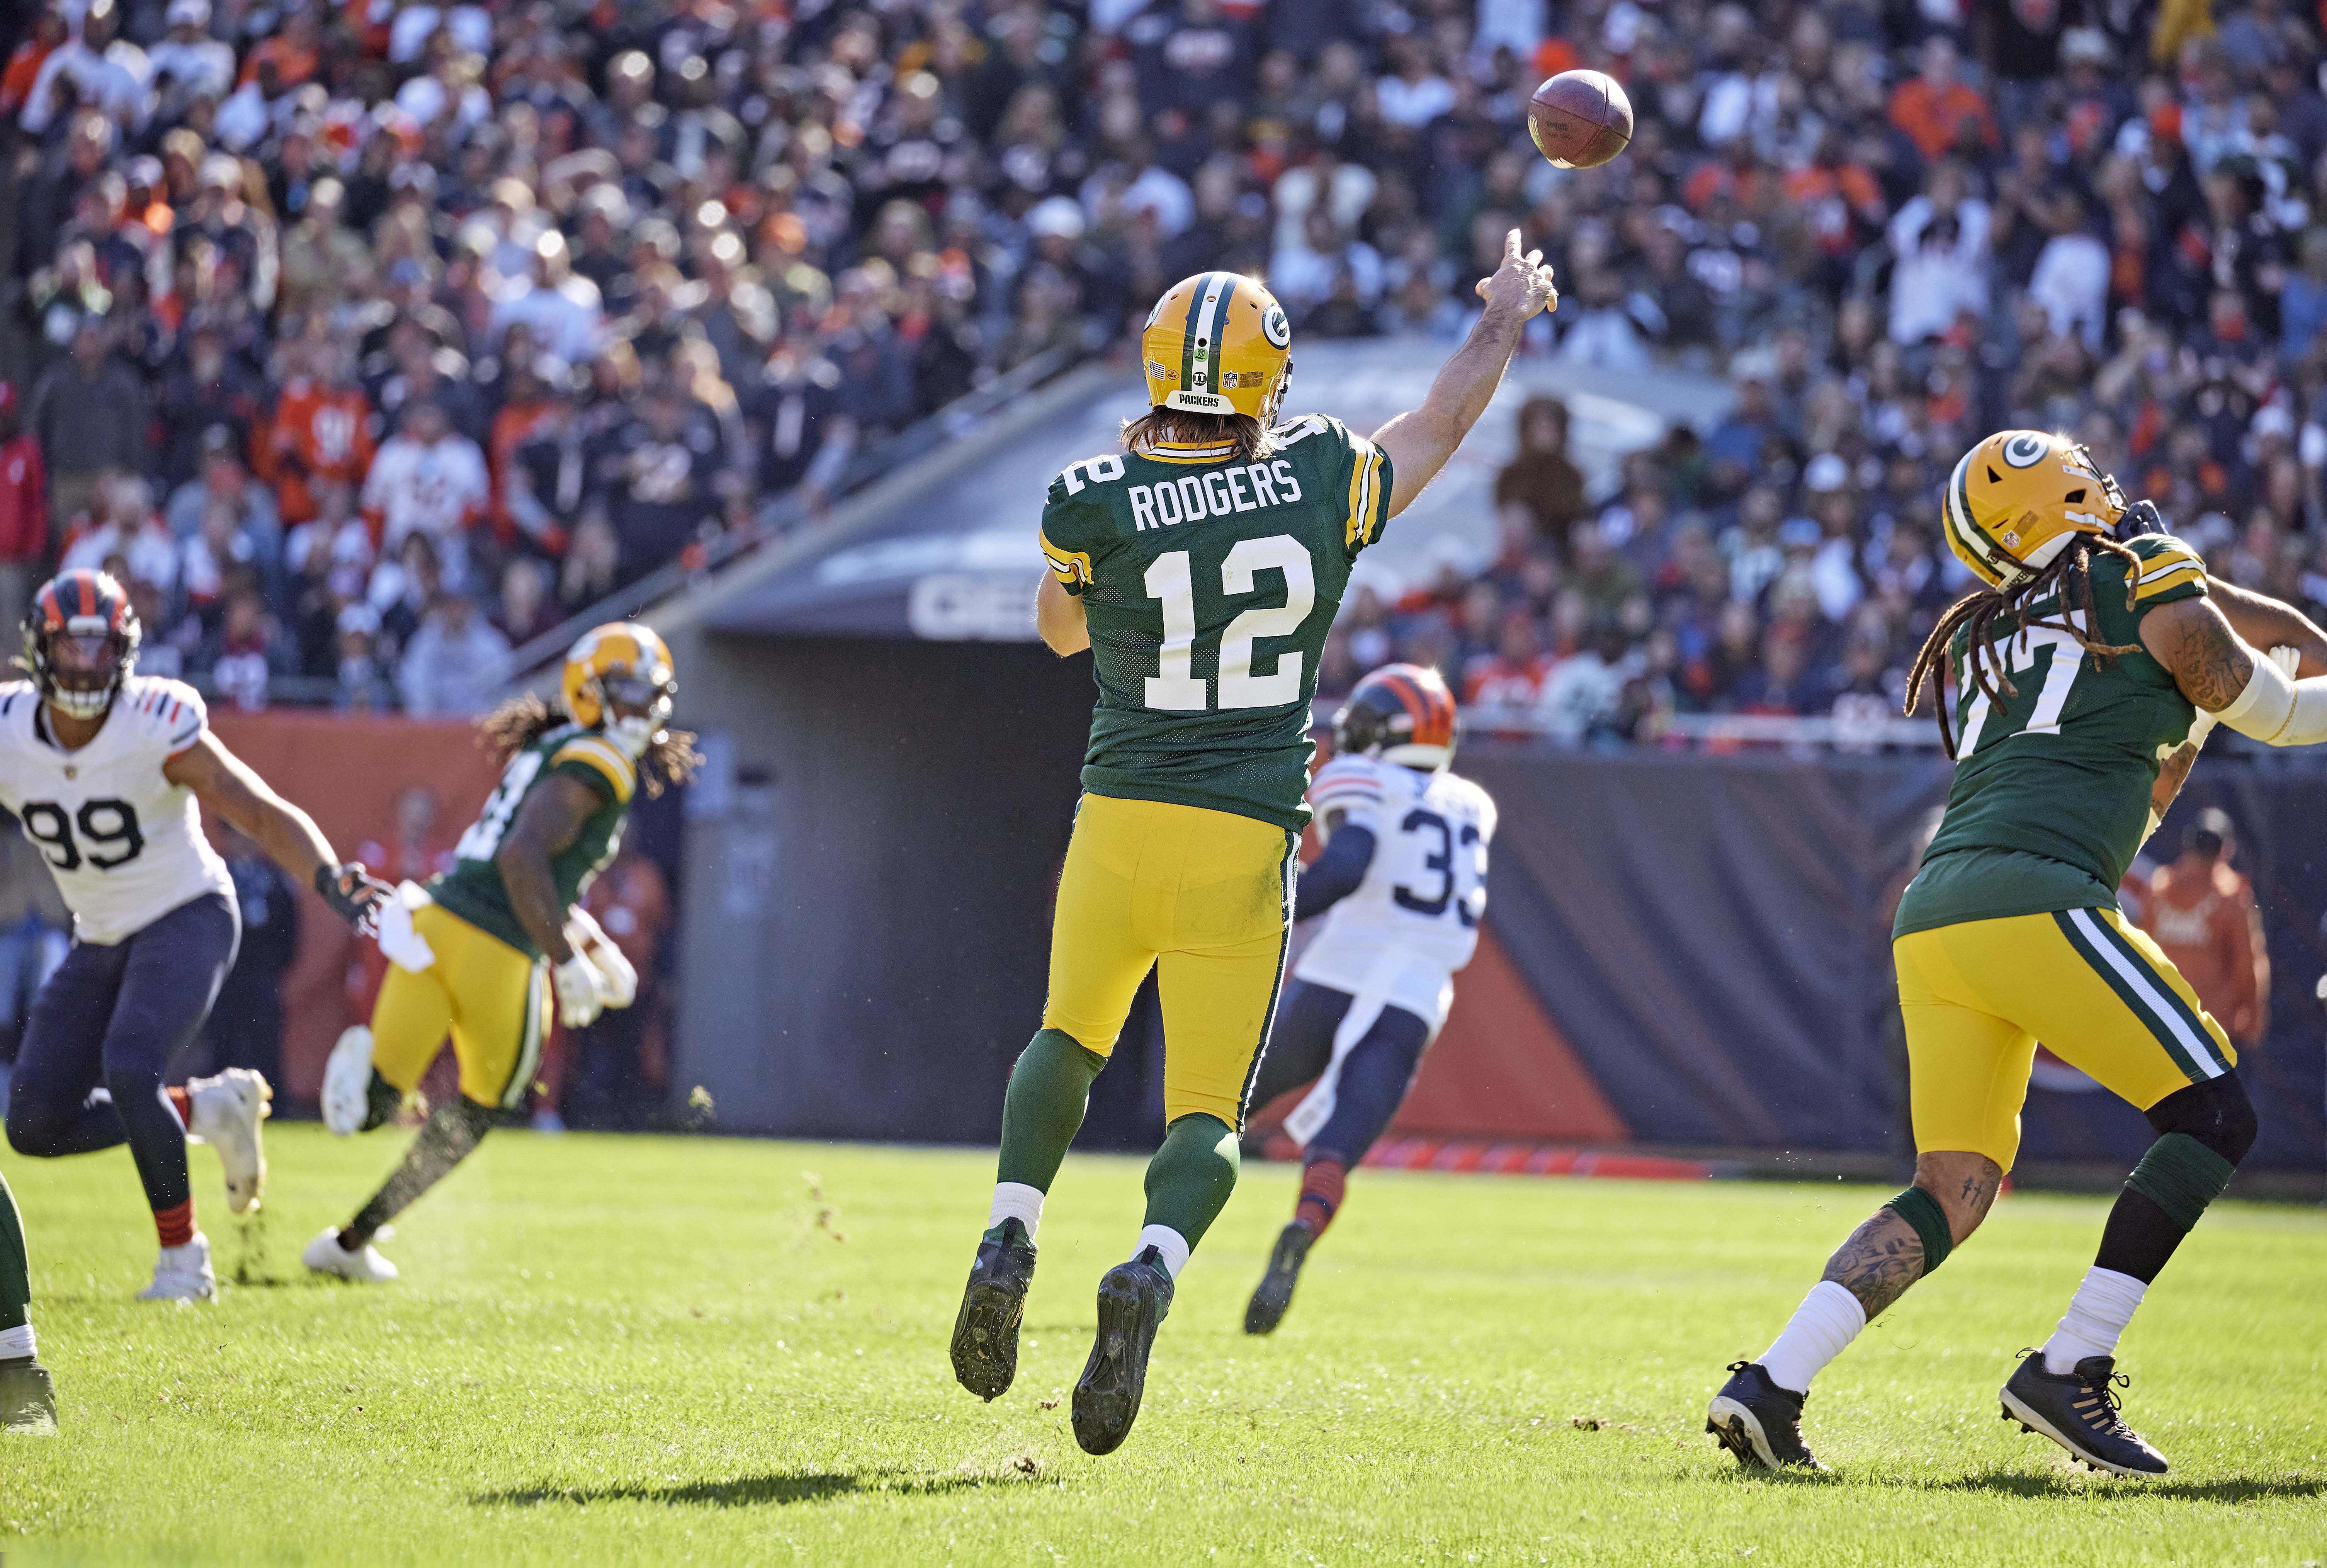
[1904, 533, 2148, 759]
[474, 693, 705, 798]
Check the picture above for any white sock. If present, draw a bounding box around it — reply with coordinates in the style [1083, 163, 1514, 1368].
[2043, 1266, 2147, 1374]
[1757, 1280, 1866, 1395]
[0, 1323, 33, 1360]
[986, 1182, 1044, 1242]
[1134, 1224, 1190, 1279]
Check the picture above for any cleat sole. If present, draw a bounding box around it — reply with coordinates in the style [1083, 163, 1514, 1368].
[949, 1278, 1025, 1402]
[1072, 1268, 1160, 1456]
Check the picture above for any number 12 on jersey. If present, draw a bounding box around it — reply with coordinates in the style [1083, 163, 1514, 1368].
[1143, 534, 1316, 712]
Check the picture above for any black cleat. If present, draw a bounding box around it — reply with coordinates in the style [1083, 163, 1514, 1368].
[1072, 1248, 1174, 1455]
[949, 1218, 1037, 1401]
[1244, 1221, 1315, 1335]
[1706, 1361, 1826, 1472]
[1999, 1350, 2168, 1477]
[0, 1357, 58, 1435]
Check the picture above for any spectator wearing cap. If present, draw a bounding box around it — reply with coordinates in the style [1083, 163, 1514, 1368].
[488, 229, 605, 368]
[362, 399, 490, 589]
[148, 0, 234, 107]
[28, 319, 151, 526]
[0, 385, 49, 634]
[396, 590, 511, 717]
[2138, 809, 2271, 1048]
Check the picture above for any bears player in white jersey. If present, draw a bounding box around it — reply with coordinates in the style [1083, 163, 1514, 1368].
[0, 571, 388, 1324]
[1243, 664, 1496, 1333]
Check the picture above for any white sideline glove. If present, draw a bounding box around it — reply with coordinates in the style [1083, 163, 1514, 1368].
[553, 953, 607, 1029]
[563, 907, 639, 1009]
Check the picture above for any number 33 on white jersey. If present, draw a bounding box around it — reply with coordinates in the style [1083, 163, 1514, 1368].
[0, 678, 234, 944]
[1292, 752, 1497, 1028]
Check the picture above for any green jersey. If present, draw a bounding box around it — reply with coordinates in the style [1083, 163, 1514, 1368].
[1895, 533, 2209, 938]
[430, 722, 638, 958]
[1039, 415, 1395, 831]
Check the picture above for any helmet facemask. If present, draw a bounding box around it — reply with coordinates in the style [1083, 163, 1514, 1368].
[31, 626, 135, 720]
[597, 672, 675, 759]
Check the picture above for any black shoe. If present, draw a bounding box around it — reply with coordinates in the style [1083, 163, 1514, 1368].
[1244, 1221, 1315, 1336]
[1706, 1361, 1826, 1472]
[1999, 1350, 2169, 1476]
[949, 1218, 1037, 1402]
[0, 1356, 58, 1435]
[1072, 1248, 1174, 1456]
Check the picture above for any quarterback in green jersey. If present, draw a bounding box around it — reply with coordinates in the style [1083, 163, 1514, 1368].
[950, 234, 1560, 1454]
[1710, 429, 2327, 1478]
[303, 624, 697, 1283]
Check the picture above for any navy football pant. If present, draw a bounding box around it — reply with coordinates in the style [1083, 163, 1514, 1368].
[6, 893, 239, 1214]
[1249, 979, 1431, 1165]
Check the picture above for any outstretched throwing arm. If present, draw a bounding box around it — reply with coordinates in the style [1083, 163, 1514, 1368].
[1372, 229, 1559, 519]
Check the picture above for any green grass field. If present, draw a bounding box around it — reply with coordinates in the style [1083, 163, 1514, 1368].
[0, 1125, 2321, 1565]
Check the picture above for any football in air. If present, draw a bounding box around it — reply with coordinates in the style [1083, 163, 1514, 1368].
[1527, 69, 1634, 170]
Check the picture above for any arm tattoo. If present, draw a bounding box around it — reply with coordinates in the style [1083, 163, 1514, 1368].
[2159, 604, 2256, 712]
[1820, 1209, 1926, 1320]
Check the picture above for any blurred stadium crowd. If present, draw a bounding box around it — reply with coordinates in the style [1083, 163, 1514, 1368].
[0, 0, 2324, 729]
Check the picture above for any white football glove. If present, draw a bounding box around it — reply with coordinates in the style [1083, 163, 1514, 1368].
[563, 907, 639, 1009]
[552, 953, 606, 1029]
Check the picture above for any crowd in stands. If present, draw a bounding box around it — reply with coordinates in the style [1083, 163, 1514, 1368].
[0, 0, 2324, 731]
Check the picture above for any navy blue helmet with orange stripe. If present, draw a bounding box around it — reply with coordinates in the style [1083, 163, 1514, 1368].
[22, 568, 141, 720]
[1334, 663, 1458, 771]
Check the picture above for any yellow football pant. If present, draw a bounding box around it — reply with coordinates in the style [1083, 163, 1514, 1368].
[1893, 907, 2237, 1171]
[1042, 792, 1299, 1129]
[370, 902, 549, 1112]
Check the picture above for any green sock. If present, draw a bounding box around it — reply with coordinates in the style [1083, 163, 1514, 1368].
[994, 1028, 1108, 1199]
[0, 1169, 30, 1334]
[1141, 1113, 1240, 1252]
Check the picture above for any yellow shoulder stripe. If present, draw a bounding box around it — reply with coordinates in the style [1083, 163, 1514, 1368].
[2135, 564, 2206, 600]
[1040, 526, 1093, 587]
[552, 736, 636, 802]
[1343, 440, 1385, 551]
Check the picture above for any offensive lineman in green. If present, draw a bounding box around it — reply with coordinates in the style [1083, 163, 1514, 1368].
[1708, 430, 2327, 1476]
[949, 234, 1559, 1454]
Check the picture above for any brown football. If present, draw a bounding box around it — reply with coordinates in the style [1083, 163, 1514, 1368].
[1527, 69, 1633, 170]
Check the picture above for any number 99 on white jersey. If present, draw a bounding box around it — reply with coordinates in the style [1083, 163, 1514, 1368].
[1292, 753, 1497, 1027]
[0, 678, 235, 945]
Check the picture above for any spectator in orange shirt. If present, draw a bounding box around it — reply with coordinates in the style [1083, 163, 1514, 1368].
[1888, 36, 1999, 162]
[237, 6, 320, 89]
[2138, 809, 2271, 1047]
[261, 338, 376, 525]
[0, 6, 66, 120]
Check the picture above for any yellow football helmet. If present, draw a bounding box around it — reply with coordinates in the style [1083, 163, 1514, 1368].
[563, 622, 675, 755]
[1941, 429, 2128, 588]
[1139, 270, 1292, 421]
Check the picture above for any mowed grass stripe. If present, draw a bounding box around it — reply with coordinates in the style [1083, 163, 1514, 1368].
[0, 1127, 2319, 1565]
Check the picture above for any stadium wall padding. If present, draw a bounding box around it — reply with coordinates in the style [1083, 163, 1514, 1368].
[204, 712, 505, 1101]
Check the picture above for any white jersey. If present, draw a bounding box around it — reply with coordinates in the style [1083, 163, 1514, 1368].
[1292, 753, 1496, 1027]
[0, 678, 233, 945]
